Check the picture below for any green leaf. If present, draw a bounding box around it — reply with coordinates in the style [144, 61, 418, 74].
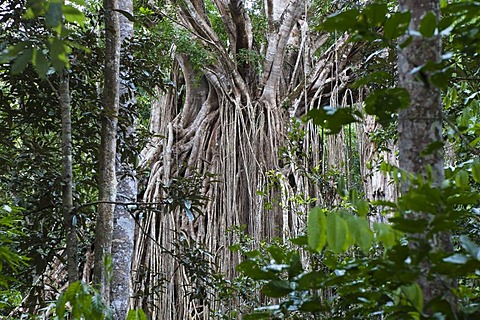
[32, 49, 49, 79]
[455, 170, 469, 188]
[307, 207, 327, 252]
[322, 9, 360, 32]
[472, 162, 480, 183]
[363, 3, 388, 26]
[304, 106, 360, 134]
[326, 212, 349, 254]
[364, 88, 410, 126]
[401, 283, 424, 312]
[56, 293, 67, 319]
[419, 11, 437, 38]
[63, 4, 85, 26]
[46, 2, 63, 28]
[443, 253, 469, 264]
[298, 271, 324, 290]
[49, 38, 69, 71]
[390, 217, 428, 233]
[236, 260, 276, 280]
[384, 11, 411, 40]
[11, 47, 33, 74]
[347, 216, 373, 252]
[114, 9, 135, 22]
[459, 235, 480, 260]
[355, 199, 369, 217]
[0, 42, 29, 64]
[287, 253, 303, 279]
[127, 309, 148, 320]
[351, 71, 393, 89]
[261, 279, 292, 298]
[373, 223, 398, 248]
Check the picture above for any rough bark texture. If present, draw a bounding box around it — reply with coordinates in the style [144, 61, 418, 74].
[60, 72, 78, 283]
[132, 1, 365, 318]
[110, 0, 136, 317]
[94, 0, 121, 303]
[398, 0, 456, 309]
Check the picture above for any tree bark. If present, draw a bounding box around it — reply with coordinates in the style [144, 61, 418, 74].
[60, 71, 78, 283]
[110, 0, 136, 317]
[94, 0, 121, 303]
[398, 0, 456, 310]
[132, 1, 362, 318]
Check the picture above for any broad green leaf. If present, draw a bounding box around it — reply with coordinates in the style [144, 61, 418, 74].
[126, 309, 148, 320]
[419, 11, 437, 38]
[322, 9, 360, 32]
[401, 283, 424, 312]
[363, 3, 388, 26]
[390, 217, 428, 233]
[307, 207, 326, 252]
[236, 260, 276, 280]
[347, 216, 373, 252]
[443, 253, 469, 264]
[11, 48, 33, 74]
[472, 162, 480, 183]
[49, 38, 69, 71]
[288, 253, 303, 279]
[356, 199, 369, 217]
[384, 11, 411, 40]
[63, 5, 86, 26]
[351, 71, 393, 89]
[46, 2, 63, 28]
[0, 42, 29, 64]
[374, 222, 397, 248]
[261, 279, 292, 297]
[32, 49, 49, 79]
[459, 235, 480, 260]
[455, 170, 469, 188]
[304, 106, 360, 134]
[298, 271, 324, 290]
[56, 293, 67, 319]
[326, 212, 349, 254]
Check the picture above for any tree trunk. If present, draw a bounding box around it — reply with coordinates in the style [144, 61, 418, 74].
[94, 0, 121, 303]
[110, 0, 136, 317]
[397, 0, 456, 310]
[132, 1, 362, 318]
[60, 71, 78, 283]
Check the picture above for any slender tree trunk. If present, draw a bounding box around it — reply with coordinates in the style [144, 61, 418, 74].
[398, 0, 456, 310]
[94, 0, 121, 303]
[60, 71, 78, 283]
[110, 0, 136, 317]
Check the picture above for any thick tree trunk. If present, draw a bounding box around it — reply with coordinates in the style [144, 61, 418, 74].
[132, 1, 362, 318]
[60, 72, 78, 283]
[398, 0, 456, 310]
[110, 0, 136, 317]
[94, 0, 121, 303]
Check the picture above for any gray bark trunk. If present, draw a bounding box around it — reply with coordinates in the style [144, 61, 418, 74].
[398, 0, 456, 310]
[94, 0, 121, 303]
[60, 72, 78, 283]
[111, 0, 136, 317]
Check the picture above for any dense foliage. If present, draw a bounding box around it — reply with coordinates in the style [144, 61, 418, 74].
[0, 0, 479, 319]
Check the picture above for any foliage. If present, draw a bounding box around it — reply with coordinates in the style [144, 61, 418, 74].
[56, 281, 111, 319]
[236, 169, 480, 319]
[0, 204, 29, 314]
[228, 1, 480, 319]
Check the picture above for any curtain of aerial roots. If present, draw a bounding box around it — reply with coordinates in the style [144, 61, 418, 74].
[130, 8, 366, 320]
